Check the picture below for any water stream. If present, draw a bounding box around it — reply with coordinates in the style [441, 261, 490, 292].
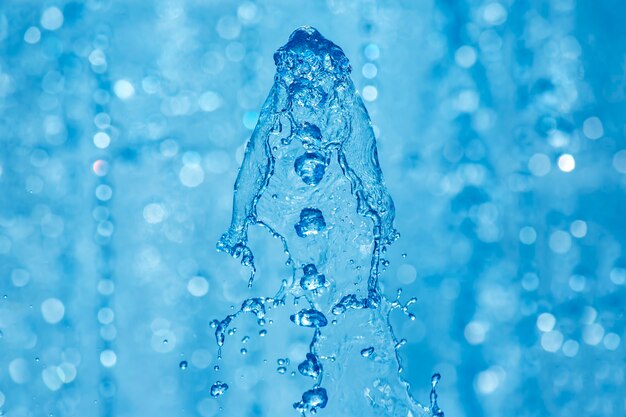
[213, 27, 443, 417]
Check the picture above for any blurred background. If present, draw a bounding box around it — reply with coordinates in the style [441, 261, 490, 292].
[1, 0, 625, 416]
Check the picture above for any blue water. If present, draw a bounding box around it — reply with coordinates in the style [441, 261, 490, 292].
[1, 1, 625, 417]
[214, 27, 434, 416]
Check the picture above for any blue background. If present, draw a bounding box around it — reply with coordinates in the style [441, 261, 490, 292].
[0, 0, 625, 416]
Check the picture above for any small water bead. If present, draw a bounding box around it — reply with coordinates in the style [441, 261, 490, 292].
[179, 360, 188, 370]
[294, 208, 326, 237]
[290, 309, 328, 327]
[210, 381, 229, 398]
[240, 348, 248, 355]
[241, 336, 249, 344]
[300, 264, 327, 291]
[241, 298, 266, 319]
[294, 151, 327, 186]
[214, 365, 220, 371]
[259, 329, 267, 337]
[298, 353, 322, 378]
[360, 347, 375, 358]
[277, 366, 287, 374]
[227, 328, 236, 336]
[296, 387, 328, 410]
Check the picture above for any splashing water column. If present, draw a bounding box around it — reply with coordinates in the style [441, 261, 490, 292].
[213, 27, 439, 417]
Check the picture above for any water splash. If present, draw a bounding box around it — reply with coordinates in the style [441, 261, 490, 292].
[213, 27, 442, 417]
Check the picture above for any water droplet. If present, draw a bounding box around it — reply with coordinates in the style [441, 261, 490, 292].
[179, 360, 188, 370]
[277, 366, 287, 374]
[297, 353, 322, 379]
[259, 329, 267, 337]
[294, 151, 327, 186]
[294, 208, 326, 237]
[290, 309, 328, 327]
[296, 387, 328, 410]
[210, 381, 229, 398]
[241, 298, 266, 318]
[300, 264, 327, 291]
[360, 347, 375, 357]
